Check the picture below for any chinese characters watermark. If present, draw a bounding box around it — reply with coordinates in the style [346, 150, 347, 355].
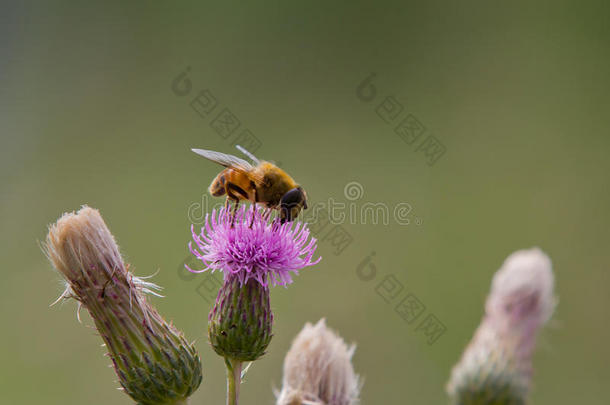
[355, 251, 447, 344]
[176, 253, 223, 304]
[356, 72, 447, 166]
[187, 180, 421, 228]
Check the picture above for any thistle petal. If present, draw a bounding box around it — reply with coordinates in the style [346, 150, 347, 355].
[187, 205, 321, 287]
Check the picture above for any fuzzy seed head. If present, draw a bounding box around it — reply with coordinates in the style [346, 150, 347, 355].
[276, 319, 360, 405]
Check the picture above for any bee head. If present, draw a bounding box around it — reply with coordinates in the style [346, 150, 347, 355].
[279, 187, 307, 224]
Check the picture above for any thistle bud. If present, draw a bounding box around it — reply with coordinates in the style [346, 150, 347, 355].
[208, 277, 273, 362]
[276, 319, 360, 405]
[446, 248, 556, 405]
[45, 206, 202, 405]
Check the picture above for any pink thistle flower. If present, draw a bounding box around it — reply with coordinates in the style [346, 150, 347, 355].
[187, 205, 321, 287]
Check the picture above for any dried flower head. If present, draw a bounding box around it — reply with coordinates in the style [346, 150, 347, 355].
[187, 205, 321, 287]
[45, 206, 202, 405]
[276, 319, 360, 405]
[447, 247, 556, 405]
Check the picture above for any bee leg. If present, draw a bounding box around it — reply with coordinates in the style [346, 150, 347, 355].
[231, 200, 241, 226]
[249, 203, 256, 228]
[225, 196, 239, 227]
[263, 207, 273, 221]
[226, 184, 248, 227]
[249, 187, 259, 228]
[223, 196, 239, 226]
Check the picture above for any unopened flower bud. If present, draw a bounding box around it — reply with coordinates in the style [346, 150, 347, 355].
[45, 206, 202, 405]
[208, 277, 273, 362]
[447, 248, 556, 405]
[276, 319, 360, 405]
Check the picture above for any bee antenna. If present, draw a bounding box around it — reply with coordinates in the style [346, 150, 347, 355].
[235, 145, 260, 165]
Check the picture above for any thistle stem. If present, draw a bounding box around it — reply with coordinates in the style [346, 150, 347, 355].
[225, 357, 242, 405]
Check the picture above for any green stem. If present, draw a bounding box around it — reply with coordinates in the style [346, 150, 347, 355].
[225, 357, 242, 405]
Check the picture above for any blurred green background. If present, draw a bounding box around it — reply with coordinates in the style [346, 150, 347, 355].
[1, 1, 609, 404]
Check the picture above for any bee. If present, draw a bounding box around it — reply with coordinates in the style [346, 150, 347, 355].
[192, 146, 308, 224]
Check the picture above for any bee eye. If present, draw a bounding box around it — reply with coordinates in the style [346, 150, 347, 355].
[279, 188, 305, 223]
[280, 188, 302, 206]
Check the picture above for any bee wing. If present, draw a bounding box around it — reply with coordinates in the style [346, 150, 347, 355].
[191, 148, 265, 184]
[235, 145, 261, 165]
[192, 148, 254, 171]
